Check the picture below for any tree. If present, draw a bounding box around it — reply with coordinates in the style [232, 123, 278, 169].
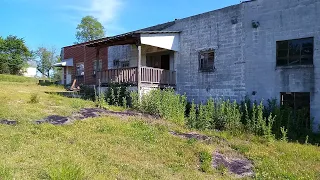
[52, 55, 62, 82]
[0, 35, 32, 75]
[75, 16, 105, 43]
[35, 47, 57, 78]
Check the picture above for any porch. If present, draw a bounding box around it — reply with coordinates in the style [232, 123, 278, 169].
[89, 30, 180, 89]
[98, 66, 176, 86]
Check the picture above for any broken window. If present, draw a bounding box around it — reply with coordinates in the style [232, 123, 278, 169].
[280, 92, 311, 129]
[276, 37, 314, 66]
[76, 63, 84, 76]
[199, 50, 215, 72]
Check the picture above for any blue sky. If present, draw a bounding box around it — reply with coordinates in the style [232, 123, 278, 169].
[1, 0, 239, 51]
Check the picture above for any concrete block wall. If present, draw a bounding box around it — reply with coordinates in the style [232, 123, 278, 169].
[103, 0, 320, 131]
[164, 4, 246, 103]
[243, 0, 320, 131]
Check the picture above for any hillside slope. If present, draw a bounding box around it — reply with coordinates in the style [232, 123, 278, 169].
[0, 75, 319, 180]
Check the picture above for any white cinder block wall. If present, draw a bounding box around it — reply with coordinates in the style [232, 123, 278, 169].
[106, 0, 320, 132]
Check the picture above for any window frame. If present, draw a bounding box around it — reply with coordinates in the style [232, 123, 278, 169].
[76, 62, 84, 76]
[120, 61, 130, 68]
[280, 92, 311, 129]
[276, 37, 314, 67]
[93, 60, 102, 75]
[199, 50, 215, 72]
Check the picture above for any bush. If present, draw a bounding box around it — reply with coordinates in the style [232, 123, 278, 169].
[131, 88, 187, 125]
[29, 93, 39, 104]
[105, 84, 130, 107]
[187, 99, 242, 133]
[199, 151, 212, 173]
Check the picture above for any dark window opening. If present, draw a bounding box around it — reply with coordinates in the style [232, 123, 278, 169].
[113, 59, 120, 68]
[199, 50, 215, 72]
[280, 92, 311, 129]
[276, 37, 314, 66]
[121, 61, 129, 68]
[76, 63, 84, 76]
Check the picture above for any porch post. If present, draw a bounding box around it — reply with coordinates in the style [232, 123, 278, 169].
[63, 67, 67, 86]
[137, 45, 142, 98]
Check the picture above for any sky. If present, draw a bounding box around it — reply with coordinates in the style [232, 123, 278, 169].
[0, 0, 240, 51]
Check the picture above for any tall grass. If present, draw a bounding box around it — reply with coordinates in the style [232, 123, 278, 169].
[130, 88, 187, 125]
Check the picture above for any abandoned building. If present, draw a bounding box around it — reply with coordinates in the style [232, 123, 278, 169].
[56, 0, 320, 132]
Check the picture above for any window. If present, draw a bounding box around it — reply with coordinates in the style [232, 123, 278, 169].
[93, 60, 102, 74]
[280, 92, 311, 128]
[76, 63, 84, 76]
[121, 61, 130, 68]
[113, 59, 129, 68]
[113, 59, 120, 68]
[276, 37, 314, 66]
[199, 50, 215, 72]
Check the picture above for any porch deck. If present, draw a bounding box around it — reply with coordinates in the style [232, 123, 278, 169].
[98, 66, 176, 86]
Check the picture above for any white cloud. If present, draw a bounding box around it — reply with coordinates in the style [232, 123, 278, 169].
[63, 0, 125, 35]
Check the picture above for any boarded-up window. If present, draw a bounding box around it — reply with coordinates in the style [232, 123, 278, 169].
[276, 37, 314, 66]
[199, 50, 215, 72]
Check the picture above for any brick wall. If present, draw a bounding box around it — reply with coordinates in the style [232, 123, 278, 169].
[63, 45, 108, 85]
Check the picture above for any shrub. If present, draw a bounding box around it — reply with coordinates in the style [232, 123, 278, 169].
[280, 126, 288, 142]
[199, 151, 212, 173]
[132, 88, 187, 125]
[130, 91, 139, 110]
[186, 101, 197, 129]
[80, 85, 95, 101]
[105, 84, 130, 107]
[29, 93, 39, 104]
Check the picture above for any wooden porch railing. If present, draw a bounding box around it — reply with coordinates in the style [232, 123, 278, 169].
[99, 67, 137, 84]
[99, 66, 176, 85]
[140, 66, 176, 85]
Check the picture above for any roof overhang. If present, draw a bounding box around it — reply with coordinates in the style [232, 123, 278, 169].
[86, 31, 180, 51]
[53, 58, 73, 67]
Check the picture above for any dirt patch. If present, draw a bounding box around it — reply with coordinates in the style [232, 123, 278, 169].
[213, 152, 254, 178]
[0, 119, 17, 125]
[34, 108, 157, 125]
[36, 115, 71, 125]
[169, 131, 211, 141]
[169, 131, 228, 145]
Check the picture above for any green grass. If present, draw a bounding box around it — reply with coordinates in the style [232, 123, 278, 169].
[0, 75, 319, 179]
[0, 80, 94, 122]
[0, 74, 38, 83]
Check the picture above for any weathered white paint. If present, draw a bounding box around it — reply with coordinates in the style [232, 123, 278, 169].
[23, 67, 37, 77]
[140, 33, 180, 51]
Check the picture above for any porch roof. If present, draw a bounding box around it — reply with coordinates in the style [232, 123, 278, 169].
[86, 31, 180, 48]
[53, 58, 73, 67]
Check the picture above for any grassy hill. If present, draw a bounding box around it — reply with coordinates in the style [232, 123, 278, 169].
[0, 75, 319, 180]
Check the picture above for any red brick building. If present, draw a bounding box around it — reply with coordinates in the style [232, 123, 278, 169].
[55, 41, 108, 86]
